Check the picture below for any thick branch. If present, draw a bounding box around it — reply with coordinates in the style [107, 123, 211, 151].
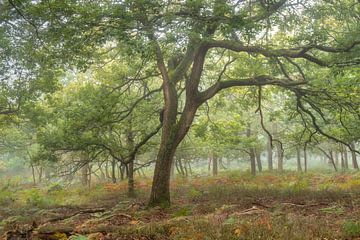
[203, 39, 360, 67]
[198, 75, 306, 104]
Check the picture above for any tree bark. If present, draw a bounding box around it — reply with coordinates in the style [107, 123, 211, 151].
[328, 150, 338, 172]
[335, 151, 340, 167]
[246, 123, 256, 176]
[340, 149, 345, 171]
[255, 149, 262, 172]
[343, 146, 349, 170]
[350, 142, 359, 170]
[126, 127, 136, 197]
[81, 162, 89, 187]
[127, 161, 135, 197]
[212, 154, 218, 176]
[111, 158, 117, 183]
[276, 143, 284, 172]
[149, 141, 178, 207]
[119, 164, 125, 181]
[37, 166, 43, 183]
[303, 144, 308, 173]
[267, 136, 273, 171]
[296, 147, 302, 172]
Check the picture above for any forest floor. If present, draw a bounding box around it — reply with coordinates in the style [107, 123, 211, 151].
[1, 171, 360, 240]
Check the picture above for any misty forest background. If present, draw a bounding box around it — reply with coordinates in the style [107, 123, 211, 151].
[0, 0, 360, 239]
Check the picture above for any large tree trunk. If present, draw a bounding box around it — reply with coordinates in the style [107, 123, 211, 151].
[296, 147, 302, 172]
[149, 44, 207, 207]
[149, 140, 178, 207]
[149, 102, 198, 206]
[170, 158, 175, 179]
[350, 142, 359, 170]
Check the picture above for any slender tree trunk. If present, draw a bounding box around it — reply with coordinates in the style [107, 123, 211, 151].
[183, 159, 188, 177]
[105, 160, 110, 180]
[344, 147, 349, 170]
[81, 162, 89, 187]
[178, 158, 185, 176]
[255, 149, 262, 172]
[125, 164, 129, 179]
[111, 158, 117, 183]
[276, 143, 284, 172]
[350, 142, 359, 170]
[267, 136, 273, 171]
[174, 158, 181, 175]
[37, 166, 43, 183]
[246, 123, 256, 176]
[303, 144, 308, 173]
[126, 124, 137, 197]
[208, 155, 212, 172]
[88, 164, 92, 188]
[119, 164, 125, 181]
[118, 163, 121, 179]
[128, 161, 135, 197]
[249, 148, 256, 176]
[212, 154, 218, 176]
[340, 149, 345, 171]
[296, 147, 302, 172]
[187, 160, 192, 175]
[99, 165, 106, 181]
[31, 164, 36, 185]
[328, 150, 338, 172]
[335, 151, 340, 167]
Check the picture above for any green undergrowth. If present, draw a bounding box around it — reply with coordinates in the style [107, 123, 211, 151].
[1, 171, 360, 239]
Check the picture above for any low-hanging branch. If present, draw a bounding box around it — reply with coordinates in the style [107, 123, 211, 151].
[291, 88, 360, 154]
